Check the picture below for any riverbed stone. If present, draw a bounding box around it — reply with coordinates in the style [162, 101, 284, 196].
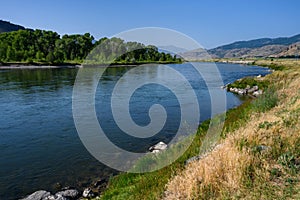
[45, 194, 67, 200]
[149, 141, 167, 153]
[20, 190, 51, 200]
[82, 188, 95, 198]
[56, 189, 79, 199]
[253, 90, 263, 97]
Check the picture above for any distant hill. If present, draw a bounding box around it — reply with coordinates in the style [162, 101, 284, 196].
[0, 20, 25, 33]
[276, 42, 300, 58]
[181, 34, 300, 59]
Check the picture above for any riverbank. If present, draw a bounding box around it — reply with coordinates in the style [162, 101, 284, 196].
[97, 59, 300, 199]
[164, 59, 300, 199]
[0, 60, 183, 70]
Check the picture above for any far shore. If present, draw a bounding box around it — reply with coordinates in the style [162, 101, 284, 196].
[0, 61, 183, 70]
[0, 65, 82, 69]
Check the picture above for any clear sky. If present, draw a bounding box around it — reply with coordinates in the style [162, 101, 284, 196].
[1, 0, 300, 49]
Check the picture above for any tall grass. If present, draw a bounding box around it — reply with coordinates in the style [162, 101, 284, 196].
[251, 86, 279, 112]
[164, 59, 300, 200]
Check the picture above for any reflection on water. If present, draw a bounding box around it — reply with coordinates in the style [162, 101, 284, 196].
[0, 63, 270, 199]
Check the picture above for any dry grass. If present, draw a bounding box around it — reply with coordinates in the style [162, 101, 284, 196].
[164, 60, 300, 200]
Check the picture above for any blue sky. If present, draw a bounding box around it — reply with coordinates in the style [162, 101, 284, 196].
[1, 0, 300, 48]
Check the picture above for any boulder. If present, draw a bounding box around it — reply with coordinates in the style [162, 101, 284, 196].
[149, 141, 167, 153]
[20, 190, 51, 200]
[44, 195, 67, 200]
[253, 85, 259, 91]
[237, 89, 246, 95]
[82, 188, 95, 198]
[56, 189, 79, 199]
[253, 90, 263, 97]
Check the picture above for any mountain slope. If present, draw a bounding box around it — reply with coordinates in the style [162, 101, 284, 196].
[0, 20, 25, 33]
[276, 42, 300, 57]
[181, 34, 300, 59]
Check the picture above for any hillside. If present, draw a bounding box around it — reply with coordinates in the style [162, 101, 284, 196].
[181, 34, 300, 60]
[0, 20, 25, 33]
[276, 42, 300, 58]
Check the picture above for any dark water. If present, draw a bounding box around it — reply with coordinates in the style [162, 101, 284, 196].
[0, 62, 270, 199]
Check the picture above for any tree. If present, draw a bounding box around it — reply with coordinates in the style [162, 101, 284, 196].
[46, 52, 55, 63]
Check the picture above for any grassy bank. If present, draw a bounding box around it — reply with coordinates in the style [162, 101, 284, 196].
[95, 59, 300, 200]
[165, 59, 300, 199]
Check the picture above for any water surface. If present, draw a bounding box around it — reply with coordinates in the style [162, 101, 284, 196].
[0, 62, 270, 199]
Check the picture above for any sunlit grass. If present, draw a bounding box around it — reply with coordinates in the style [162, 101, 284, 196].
[164, 59, 300, 199]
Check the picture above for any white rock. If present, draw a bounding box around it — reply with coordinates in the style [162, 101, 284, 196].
[253, 90, 263, 97]
[149, 141, 167, 153]
[56, 189, 79, 198]
[253, 85, 259, 91]
[151, 149, 161, 153]
[82, 188, 95, 198]
[20, 190, 51, 200]
[44, 195, 67, 200]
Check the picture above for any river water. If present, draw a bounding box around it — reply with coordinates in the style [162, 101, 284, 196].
[0, 62, 270, 199]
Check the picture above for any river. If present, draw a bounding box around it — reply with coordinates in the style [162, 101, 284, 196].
[0, 62, 270, 199]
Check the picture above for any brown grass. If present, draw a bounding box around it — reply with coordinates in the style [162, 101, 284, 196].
[163, 60, 300, 199]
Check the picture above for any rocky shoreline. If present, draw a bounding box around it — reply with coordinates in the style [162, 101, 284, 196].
[20, 141, 170, 200]
[19, 175, 111, 200]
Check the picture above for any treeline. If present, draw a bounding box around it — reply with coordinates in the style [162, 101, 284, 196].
[0, 29, 181, 64]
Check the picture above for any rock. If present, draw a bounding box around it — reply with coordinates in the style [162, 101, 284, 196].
[44, 195, 67, 200]
[151, 149, 161, 153]
[237, 89, 246, 95]
[20, 190, 51, 200]
[253, 90, 263, 97]
[56, 189, 79, 199]
[82, 188, 95, 198]
[253, 85, 259, 91]
[221, 85, 227, 89]
[247, 86, 258, 93]
[149, 141, 167, 153]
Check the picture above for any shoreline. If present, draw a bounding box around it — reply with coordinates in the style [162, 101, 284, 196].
[0, 65, 82, 69]
[0, 61, 183, 70]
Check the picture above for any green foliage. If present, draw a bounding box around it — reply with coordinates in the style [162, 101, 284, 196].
[0, 29, 180, 65]
[85, 37, 179, 65]
[227, 77, 269, 90]
[251, 87, 279, 112]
